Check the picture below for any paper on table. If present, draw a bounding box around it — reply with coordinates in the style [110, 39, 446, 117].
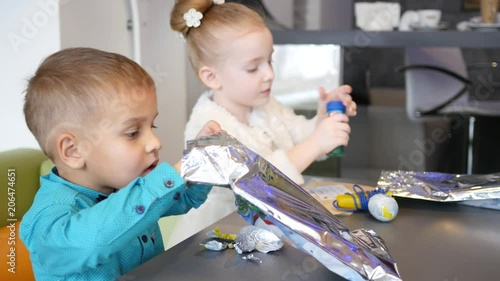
[302, 178, 377, 216]
[309, 185, 351, 200]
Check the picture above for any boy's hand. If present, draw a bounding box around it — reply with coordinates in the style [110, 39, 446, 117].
[316, 85, 357, 126]
[195, 120, 223, 138]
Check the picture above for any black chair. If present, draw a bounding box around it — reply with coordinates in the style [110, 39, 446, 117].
[398, 47, 499, 174]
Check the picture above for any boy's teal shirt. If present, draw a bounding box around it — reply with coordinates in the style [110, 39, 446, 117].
[20, 162, 212, 281]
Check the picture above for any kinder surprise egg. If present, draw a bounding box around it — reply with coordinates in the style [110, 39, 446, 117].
[368, 194, 399, 222]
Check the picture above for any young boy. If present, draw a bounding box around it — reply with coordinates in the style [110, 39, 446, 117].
[19, 47, 221, 280]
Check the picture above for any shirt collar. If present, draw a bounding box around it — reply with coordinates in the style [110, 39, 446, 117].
[47, 167, 113, 203]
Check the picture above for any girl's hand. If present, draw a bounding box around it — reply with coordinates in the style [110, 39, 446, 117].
[310, 113, 351, 155]
[195, 120, 223, 138]
[175, 121, 223, 174]
[287, 113, 351, 172]
[316, 85, 357, 126]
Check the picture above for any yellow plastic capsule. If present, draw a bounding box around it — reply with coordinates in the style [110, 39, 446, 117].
[335, 190, 392, 211]
[336, 193, 363, 210]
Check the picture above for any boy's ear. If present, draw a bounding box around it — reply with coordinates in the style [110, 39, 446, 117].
[56, 133, 85, 169]
[198, 66, 221, 90]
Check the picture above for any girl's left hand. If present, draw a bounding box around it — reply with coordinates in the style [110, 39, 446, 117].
[175, 120, 223, 173]
[316, 85, 357, 125]
[318, 85, 357, 116]
[195, 120, 223, 138]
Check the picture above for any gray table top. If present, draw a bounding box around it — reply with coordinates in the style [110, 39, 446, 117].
[124, 198, 500, 281]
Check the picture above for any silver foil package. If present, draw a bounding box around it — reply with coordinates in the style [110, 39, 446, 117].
[182, 132, 402, 281]
[378, 170, 500, 202]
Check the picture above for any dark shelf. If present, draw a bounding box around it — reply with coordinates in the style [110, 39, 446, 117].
[272, 30, 500, 48]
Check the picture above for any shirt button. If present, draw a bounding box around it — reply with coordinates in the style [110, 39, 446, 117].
[164, 179, 174, 188]
[173, 192, 181, 200]
[136, 205, 145, 214]
[142, 235, 148, 243]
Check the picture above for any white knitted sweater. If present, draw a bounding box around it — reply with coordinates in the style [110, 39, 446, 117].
[167, 90, 316, 247]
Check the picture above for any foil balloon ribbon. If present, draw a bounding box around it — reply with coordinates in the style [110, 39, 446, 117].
[182, 132, 402, 281]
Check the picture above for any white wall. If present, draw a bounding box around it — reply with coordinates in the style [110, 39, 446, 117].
[143, 0, 188, 164]
[263, 0, 294, 28]
[59, 0, 132, 57]
[0, 0, 61, 152]
[2, 0, 188, 163]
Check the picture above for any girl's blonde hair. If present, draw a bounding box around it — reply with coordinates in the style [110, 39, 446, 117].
[170, 0, 267, 71]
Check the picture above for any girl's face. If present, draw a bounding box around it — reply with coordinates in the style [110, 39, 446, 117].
[211, 27, 275, 117]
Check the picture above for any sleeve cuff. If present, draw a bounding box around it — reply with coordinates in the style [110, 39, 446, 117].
[140, 162, 186, 200]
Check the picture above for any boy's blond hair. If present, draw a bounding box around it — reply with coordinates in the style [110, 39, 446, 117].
[170, 0, 267, 71]
[24, 47, 155, 159]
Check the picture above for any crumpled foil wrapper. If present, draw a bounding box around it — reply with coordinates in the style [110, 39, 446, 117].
[378, 170, 500, 202]
[182, 132, 402, 281]
[201, 240, 229, 251]
[234, 225, 284, 254]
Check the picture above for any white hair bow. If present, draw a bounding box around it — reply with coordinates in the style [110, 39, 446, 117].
[183, 8, 203, 28]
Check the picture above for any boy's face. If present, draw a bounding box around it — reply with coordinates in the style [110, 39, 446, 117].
[213, 27, 275, 111]
[77, 88, 161, 192]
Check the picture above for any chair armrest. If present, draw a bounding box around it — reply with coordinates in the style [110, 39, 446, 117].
[0, 149, 48, 228]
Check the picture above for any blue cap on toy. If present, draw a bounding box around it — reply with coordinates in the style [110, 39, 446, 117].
[326, 101, 346, 113]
